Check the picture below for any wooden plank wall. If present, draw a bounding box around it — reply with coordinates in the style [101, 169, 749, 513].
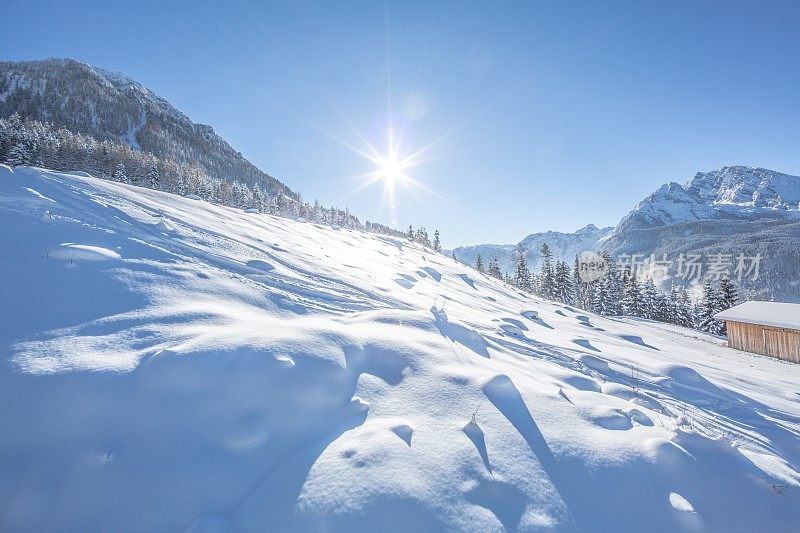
[726, 320, 800, 363]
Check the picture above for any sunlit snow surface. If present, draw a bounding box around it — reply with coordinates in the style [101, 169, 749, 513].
[1, 165, 799, 532]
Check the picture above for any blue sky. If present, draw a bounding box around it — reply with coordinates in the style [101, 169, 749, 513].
[3, 0, 800, 247]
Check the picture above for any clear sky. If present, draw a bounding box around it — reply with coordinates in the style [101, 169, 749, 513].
[3, 0, 800, 248]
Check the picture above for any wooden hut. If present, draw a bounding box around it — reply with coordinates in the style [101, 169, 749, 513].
[715, 301, 800, 363]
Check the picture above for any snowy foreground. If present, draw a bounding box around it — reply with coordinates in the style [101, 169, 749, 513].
[1, 166, 799, 533]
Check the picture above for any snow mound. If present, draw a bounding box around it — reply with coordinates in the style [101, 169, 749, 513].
[49, 243, 121, 262]
[1, 166, 799, 532]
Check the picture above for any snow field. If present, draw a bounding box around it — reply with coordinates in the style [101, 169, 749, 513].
[1, 165, 799, 532]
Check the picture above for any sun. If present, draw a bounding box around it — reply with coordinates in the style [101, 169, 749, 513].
[308, 114, 455, 222]
[376, 153, 408, 186]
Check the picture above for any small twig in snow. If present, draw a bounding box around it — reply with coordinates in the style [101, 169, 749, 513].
[471, 405, 481, 425]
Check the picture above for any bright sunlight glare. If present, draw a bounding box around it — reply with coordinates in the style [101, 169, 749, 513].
[376, 153, 408, 186]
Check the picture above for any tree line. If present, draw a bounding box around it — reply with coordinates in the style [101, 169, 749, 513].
[466, 243, 740, 335]
[405, 226, 442, 252]
[0, 113, 435, 241]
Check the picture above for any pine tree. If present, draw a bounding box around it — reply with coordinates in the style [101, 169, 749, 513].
[663, 284, 679, 324]
[178, 172, 190, 196]
[433, 230, 441, 252]
[591, 279, 604, 314]
[621, 268, 644, 317]
[573, 256, 585, 309]
[475, 254, 484, 273]
[574, 260, 595, 311]
[673, 285, 693, 327]
[539, 243, 555, 299]
[415, 227, 431, 247]
[147, 162, 160, 189]
[553, 260, 574, 304]
[113, 162, 127, 183]
[488, 257, 503, 280]
[718, 276, 739, 310]
[7, 142, 30, 166]
[698, 279, 724, 335]
[513, 245, 531, 291]
[717, 276, 739, 334]
[641, 277, 659, 319]
[407, 225, 414, 240]
[599, 275, 619, 315]
[595, 252, 621, 316]
[198, 175, 214, 201]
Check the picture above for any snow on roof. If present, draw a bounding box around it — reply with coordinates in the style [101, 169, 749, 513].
[715, 301, 800, 330]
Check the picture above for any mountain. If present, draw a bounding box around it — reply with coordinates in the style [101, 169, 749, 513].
[3, 165, 799, 531]
[456, 166, 800, 302]
[0, 58, 293, 198]
[602, 166, 800, 301]
[614, 166, 800, 234]
[612, 182, 716, 233]
[451, 224, 613, 274]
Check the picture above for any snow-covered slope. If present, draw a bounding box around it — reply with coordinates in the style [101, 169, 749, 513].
[2, 166, 799, 532]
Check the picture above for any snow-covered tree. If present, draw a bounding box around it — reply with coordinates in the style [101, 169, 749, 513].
[513, 245, 531, 291]
[573, 256, 592, 310]
[718, 276, 739, 310]
[146, 161, 160, 189]
[716, 276, 740, 334]
[216, 180, 233, 205]
[113, 163, 127, 183]
[621, 269, 644, 317]
[698, 279, 724, 335]
[475, 254, 484, 273]
[553, 260, 574, 304]
[6, 142, 31, 167]
[433, 230, 441, 252]
[538, 243, 555, 299]
[415, 227, 431, 247]
[594, 252, 621, 316]
[488, 257, 503, 280]
[641, 277, 659, 319]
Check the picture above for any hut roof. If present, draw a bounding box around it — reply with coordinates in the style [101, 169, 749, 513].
[715, 301, 800, 330]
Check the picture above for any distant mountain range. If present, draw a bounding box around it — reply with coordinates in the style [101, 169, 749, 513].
[454, 166, 800, 302]
[450, 224, 613, 276]
[0, 58, 294, 198]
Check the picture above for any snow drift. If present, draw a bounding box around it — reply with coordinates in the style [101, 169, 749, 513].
[1, 166, 799, 532]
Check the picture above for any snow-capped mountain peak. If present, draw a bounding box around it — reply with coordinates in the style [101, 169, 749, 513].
[615, 181, 715, 232]
[615, 166, 800, 234]
[575, 223, 600, 234]
[685, 165, 800, 209]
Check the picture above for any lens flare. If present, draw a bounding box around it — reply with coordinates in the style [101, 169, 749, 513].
[376, 153, 407, 186]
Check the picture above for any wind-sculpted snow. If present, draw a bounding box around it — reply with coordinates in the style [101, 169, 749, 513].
[1, 166, 799, 532]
